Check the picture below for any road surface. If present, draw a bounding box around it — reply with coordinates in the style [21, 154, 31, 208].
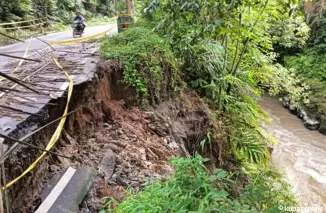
[0, 24, 118, 67]
[0, 24, 117, 139]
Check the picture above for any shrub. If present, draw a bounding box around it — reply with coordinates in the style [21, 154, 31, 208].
[101, 27, 178, 100]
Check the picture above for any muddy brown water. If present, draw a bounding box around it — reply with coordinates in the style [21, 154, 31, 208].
[259, 96, 326, 209]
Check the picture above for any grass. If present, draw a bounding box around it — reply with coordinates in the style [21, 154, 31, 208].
[87, 16, 117, 27]
[100, 154, 296, 213]
[101, 27, 178, 99]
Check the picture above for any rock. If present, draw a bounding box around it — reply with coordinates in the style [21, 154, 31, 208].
[297, 107, 303, 119]
[304, 117, 320, 130]
[144, 111, 155, 120]
[130, 181, 140, 187]
[88, 138, 96, 144]
[117, 129, 123, 135]
[164, 137, 179, 151]
[94, 132, 104, 139]
[305, 103, 317, 111]
[282, 97, 290, 108]
[289, 103, 297, 115]
[92, 146, 100, 151]
[116, 177, 128, 187]
[148, 122, 169, 136]
[104, 143, 123, 152]
[104, 123, 112, 128]
[318, 119, 326, 135]
[98, 149, 116, 179]
[301, 110, 308, 120]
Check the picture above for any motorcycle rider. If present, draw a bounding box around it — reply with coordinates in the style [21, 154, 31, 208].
[74, 12, 86, 32]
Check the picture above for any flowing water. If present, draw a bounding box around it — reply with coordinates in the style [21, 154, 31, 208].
[259, 96, 326, 209]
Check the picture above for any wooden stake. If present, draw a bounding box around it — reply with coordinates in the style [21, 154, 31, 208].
[2, 163, 9, 213]
[0, 138, 4, 213]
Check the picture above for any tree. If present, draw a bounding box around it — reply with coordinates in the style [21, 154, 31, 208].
[304, 0, 326, 42]
[141, 0, 305, 164]
[0, 0, 32, 21]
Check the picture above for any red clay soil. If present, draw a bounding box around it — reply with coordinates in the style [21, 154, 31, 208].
[8, 59, 215, 212]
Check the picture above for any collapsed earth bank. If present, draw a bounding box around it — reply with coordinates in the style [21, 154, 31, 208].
[6, 59, 222, 212]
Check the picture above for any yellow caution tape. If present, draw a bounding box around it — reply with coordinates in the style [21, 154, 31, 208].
[49, 27, 114, 45]
[0, 18, 46, 26]
[119, 13, 134, 17]
[2, 27, 114, 189]
[4, 54, 73, 189]
[12, 38, 32, 73]
[3, 22, 46, 30]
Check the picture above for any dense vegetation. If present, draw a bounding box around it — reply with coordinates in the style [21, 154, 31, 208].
[284, 0, 326, 130]
[101, 155, 295, 213]
[0, 0, 120, 45]
[98, 0, 317, 212]
[101, 27, 178, 101]
[0, 0, 120, 23]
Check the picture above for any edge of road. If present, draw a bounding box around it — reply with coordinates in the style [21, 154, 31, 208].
[0, 24, 116, 51]
[0, 25, 117, 140]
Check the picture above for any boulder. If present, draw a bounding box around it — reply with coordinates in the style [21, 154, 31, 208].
[305, 103, 317, 111]
[297, 106, 309, 120]
[318, 119, 326, 135]
[289, 103, 297, 115]
[304, 117, 320, 130]
[282, 97, 290, 108]
[297, 106, 303, 119]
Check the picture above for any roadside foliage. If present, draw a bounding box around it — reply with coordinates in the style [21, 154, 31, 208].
[99, 0, 311, 212]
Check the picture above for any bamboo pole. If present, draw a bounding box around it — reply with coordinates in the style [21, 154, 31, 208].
[0, 138, 4, 213]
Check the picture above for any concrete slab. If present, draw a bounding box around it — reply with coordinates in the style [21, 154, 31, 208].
[38, 166, 98, 213]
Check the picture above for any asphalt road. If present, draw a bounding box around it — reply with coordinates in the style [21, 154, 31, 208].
[0, 24, 117, 67]
[0, 24, 118, 138]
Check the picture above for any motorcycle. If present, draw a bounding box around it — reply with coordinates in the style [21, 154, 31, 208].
[72, 21, 84, 38]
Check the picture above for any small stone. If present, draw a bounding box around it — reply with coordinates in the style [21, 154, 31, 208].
[144, 112, 155, 120]
[104, 123, 111, 128]
[95, 132, 104, 139]
[104, 143, 122, 153]
[88, 138, 96, 144]
[130, 181, 139, 187]
[116, 177, 128, 187]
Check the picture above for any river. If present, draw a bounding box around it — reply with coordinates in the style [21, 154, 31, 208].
[259, 96, 326, 209]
